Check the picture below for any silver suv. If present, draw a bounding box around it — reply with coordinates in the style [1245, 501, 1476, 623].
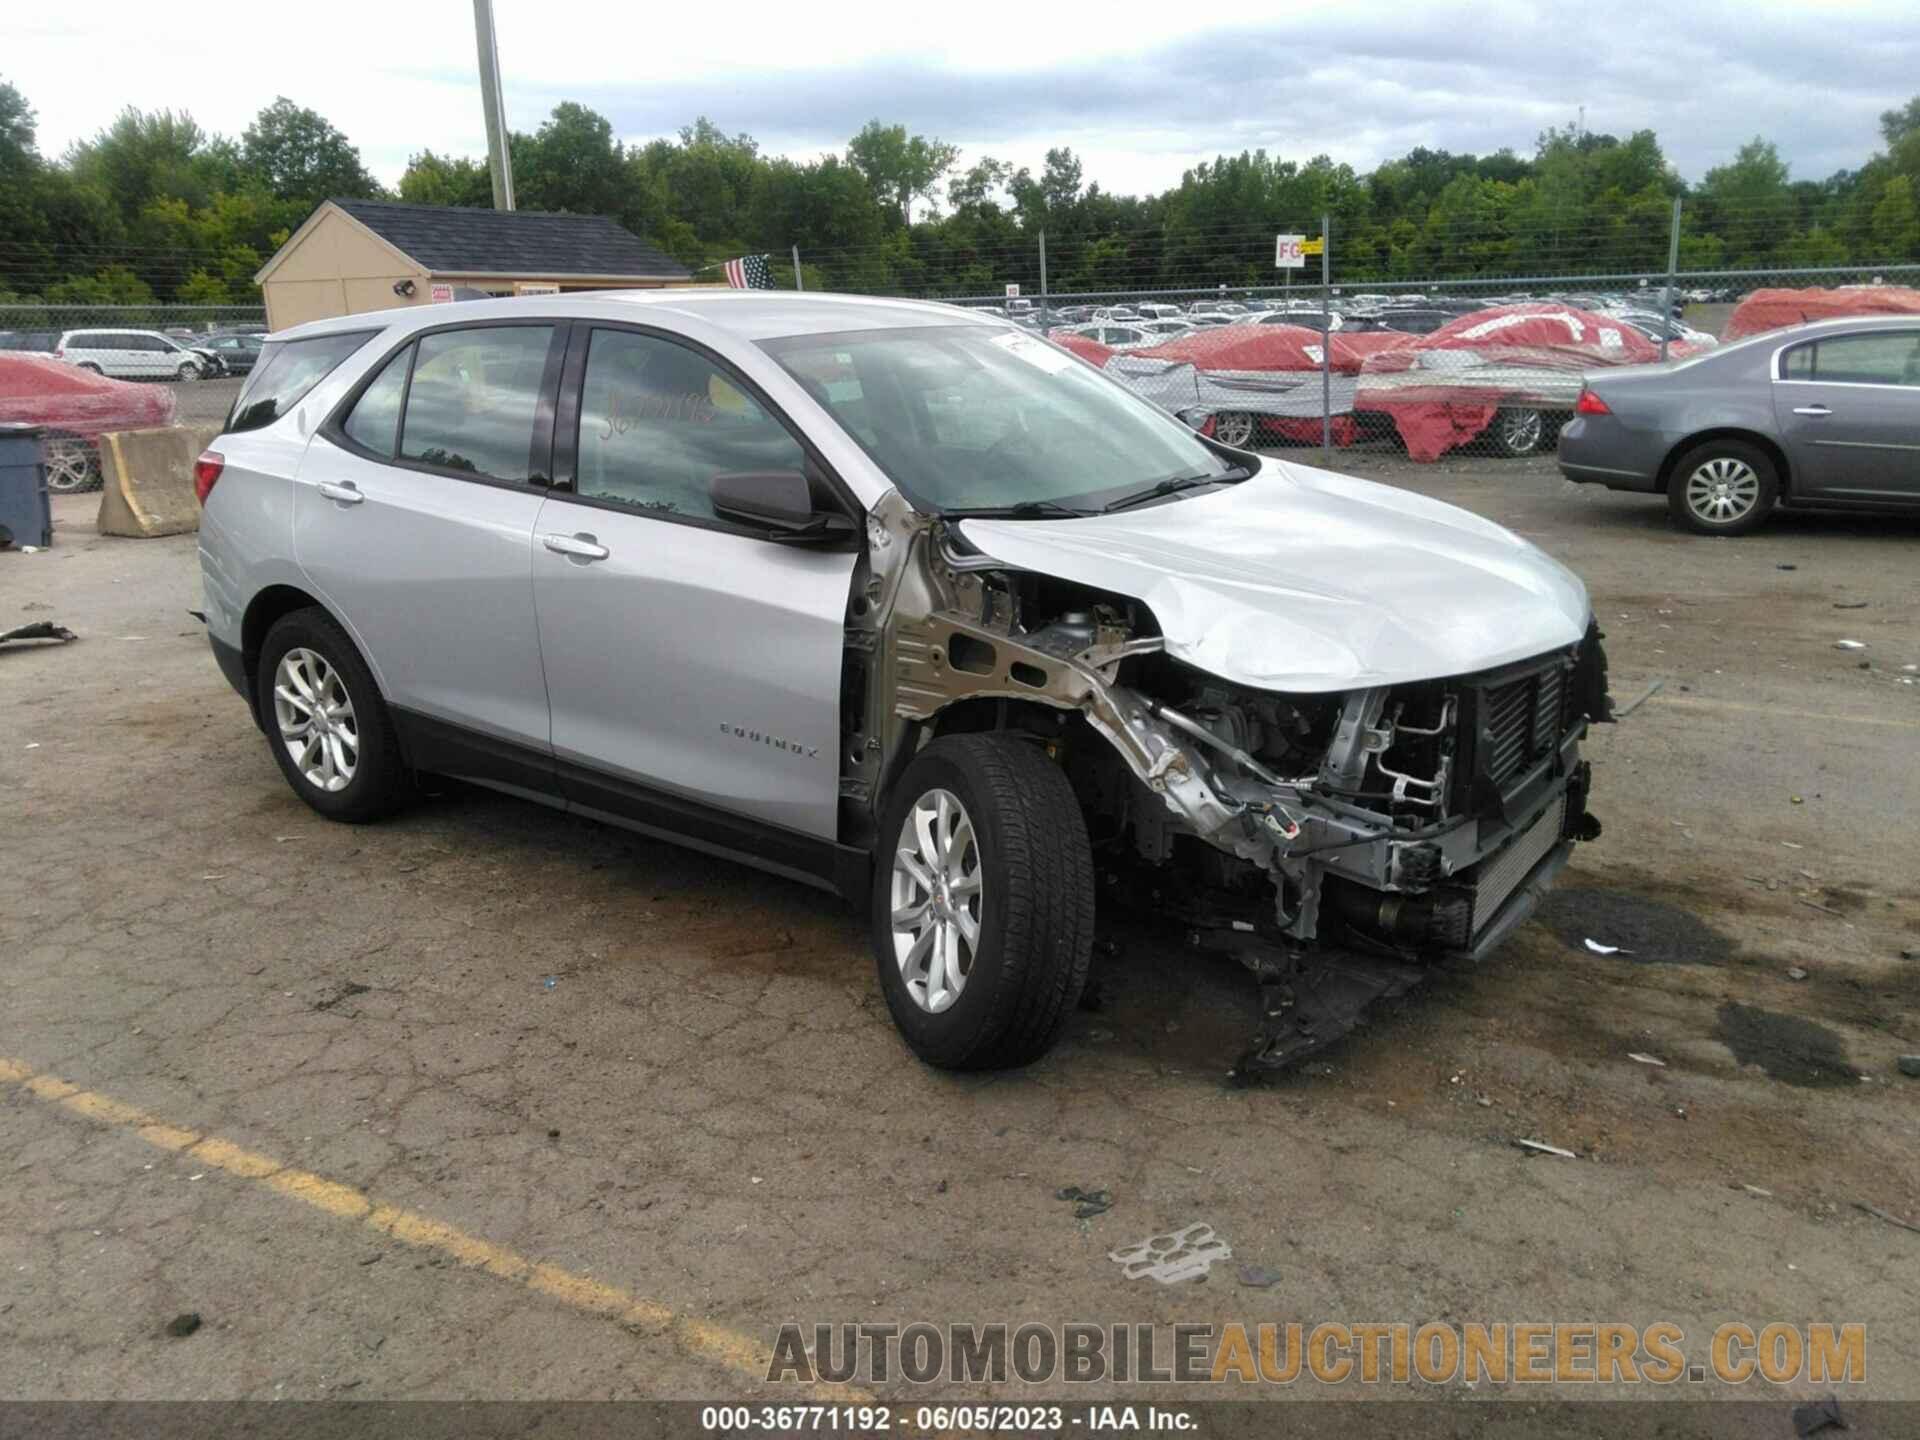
[197, 293, 1610, 1074]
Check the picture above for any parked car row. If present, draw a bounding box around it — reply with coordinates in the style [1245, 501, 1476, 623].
[0, 327, 265, 380]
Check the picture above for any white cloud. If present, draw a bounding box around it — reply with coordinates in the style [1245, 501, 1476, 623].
[7, 0, 1914, 193]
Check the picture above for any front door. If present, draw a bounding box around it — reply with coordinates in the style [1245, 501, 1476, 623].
[1774, 329, 1920, 501]
[295, 321, 563, 769]
[531, 324, 857, 848]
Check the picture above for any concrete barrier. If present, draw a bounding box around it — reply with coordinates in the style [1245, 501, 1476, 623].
[96, 424, 221, 538]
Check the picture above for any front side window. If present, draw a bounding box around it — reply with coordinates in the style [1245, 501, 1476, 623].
[574, 328, 807, 521]
[400, 326, 555, 481]
[229, 330, 375, 435]
[762, 324, 1236, 514]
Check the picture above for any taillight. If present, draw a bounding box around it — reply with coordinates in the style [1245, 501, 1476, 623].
[1574, 388, 1611, 416]
[54, 349, 64, 360]
[193, 451, 225, 505]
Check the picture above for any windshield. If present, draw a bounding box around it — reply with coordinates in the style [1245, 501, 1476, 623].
[760, 324, 1236, 513]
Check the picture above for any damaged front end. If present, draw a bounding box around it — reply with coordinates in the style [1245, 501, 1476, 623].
[844, 493, 1610, 1076]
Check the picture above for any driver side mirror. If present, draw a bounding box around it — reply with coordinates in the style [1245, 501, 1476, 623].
[710, 469, 856, 543]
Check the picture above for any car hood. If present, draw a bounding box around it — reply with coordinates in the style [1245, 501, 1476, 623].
[958, 460, 1591, 693]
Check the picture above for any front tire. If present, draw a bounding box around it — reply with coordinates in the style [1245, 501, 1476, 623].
[1667, 439, 1778, 536]
[175, 360, 201, 382]
[1212, 411, 1256, 448]
[257, 608, 407, 822]
[872, 734, 1095, 1070]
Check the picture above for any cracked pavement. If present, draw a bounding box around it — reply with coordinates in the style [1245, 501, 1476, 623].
[2, 466, 1917, 1408]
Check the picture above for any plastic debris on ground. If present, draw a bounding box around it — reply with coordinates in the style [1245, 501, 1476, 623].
[1108, 1223, 1231, 1284]
[1628, 1052, 1667, 1067]
[1584, 939, 1631, 956]
[0, 621, 77, 647]
[1513, 1139, 1577, 1159]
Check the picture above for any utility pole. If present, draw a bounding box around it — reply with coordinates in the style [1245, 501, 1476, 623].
[472, 0, 515, 210]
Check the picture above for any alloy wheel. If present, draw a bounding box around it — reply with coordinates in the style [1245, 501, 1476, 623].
[1498, 408, 1545, 454]
[43, 437, 99, 494]
[273, 648, 359, 793]
[1684, 457, 1760, 524]
[889, 788, 983, 1014]
[1213, 411, 1255, 447]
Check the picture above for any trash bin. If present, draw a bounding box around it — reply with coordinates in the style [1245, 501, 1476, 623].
[0, 423, 54, 550]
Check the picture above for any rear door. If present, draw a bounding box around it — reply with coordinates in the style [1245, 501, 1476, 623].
[296, 320, 563, 776]
[531, 322, 858, 846]
[1774, 329, 1920, 501]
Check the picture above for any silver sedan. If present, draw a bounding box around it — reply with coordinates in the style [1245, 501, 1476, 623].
[1558, 315, 1920, 534]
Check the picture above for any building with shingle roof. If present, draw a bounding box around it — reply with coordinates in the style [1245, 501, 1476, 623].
[254, 198, 694, 330]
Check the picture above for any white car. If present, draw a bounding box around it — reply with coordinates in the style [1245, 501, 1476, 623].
[57, 329, 211, 382]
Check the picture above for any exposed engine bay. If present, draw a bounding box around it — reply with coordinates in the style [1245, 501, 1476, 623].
[842, 490, 1611, 1076]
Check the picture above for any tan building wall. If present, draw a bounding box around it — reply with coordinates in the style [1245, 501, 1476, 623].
[259, 203, 699, 330]
[260, 209, 428, 330]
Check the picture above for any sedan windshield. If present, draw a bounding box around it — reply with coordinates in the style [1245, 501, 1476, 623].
[760, 324, 1237, 513]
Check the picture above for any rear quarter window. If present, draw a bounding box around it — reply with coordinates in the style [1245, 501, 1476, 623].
[227, 331, 377, 435]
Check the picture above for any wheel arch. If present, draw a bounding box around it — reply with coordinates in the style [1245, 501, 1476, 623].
[1656, 429, 1791, 497]
[240, 585, 369, 726]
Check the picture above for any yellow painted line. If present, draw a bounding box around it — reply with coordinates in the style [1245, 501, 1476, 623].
[1649, 695, 1920, 732]
[2, 1057, 866, 1402]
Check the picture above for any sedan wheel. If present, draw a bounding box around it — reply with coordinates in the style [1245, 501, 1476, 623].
[1666, 439, 1779, 537]
[1684, 457, 1760, 524]
[1213, 411, 1256, 448]
[176, 360, 200, 382]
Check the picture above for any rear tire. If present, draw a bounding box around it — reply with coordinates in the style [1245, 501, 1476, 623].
[1667, 438, 1778, 536]
[257, 607, 407, 823]
[872, 734, 1095, 1070]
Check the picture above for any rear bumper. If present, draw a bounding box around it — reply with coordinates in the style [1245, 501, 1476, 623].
[209, 633, 260, 731]
[1556, 415, 1660, 491]
[1559, 460, 1658, 491]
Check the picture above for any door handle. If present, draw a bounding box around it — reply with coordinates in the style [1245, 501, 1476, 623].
[1792, 405, 1832, 417]
[540, 532, 611, 561]
[316, 480, 364, 504]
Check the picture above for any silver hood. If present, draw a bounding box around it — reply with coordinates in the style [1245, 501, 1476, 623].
[959, 459, 1591, 693]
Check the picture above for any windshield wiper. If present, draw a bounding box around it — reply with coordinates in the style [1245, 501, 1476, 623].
[942, 499, 1096, 520]
[1100, 467, 1246, 513]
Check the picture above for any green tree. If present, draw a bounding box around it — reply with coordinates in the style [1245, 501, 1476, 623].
[515, 102, 625, 215]
[241, 97, 380, 205]
[399, 150, 491, 207]
[44, 265, 155, 304]
[846, 120, 958, 225]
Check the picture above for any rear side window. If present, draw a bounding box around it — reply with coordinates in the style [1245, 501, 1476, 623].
[228, 331, 374, 435]
[341, 345, 413, 457]
[1797, 332, 1920, 386]
[399, 326, 555, 481]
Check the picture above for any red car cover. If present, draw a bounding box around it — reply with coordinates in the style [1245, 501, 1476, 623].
[1047, 331, 1115, 367]
[1356, 305, 1660, 461]
[1723, 286, 1920, 340]
[0, 355, 178, 440]
[1131, 323, 1412, 374]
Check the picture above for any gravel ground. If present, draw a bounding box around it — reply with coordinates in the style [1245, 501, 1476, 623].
[3, 456, 1918, 1413]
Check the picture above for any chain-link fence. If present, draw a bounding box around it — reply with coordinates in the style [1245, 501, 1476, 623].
[0, 305, 265, 494]
[758, 197, 1919, 466]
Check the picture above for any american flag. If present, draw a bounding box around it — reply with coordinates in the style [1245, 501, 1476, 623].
[724, 254, 775, 289]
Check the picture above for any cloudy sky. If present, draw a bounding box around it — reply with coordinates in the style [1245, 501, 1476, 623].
[11, 0, 1917, 197]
